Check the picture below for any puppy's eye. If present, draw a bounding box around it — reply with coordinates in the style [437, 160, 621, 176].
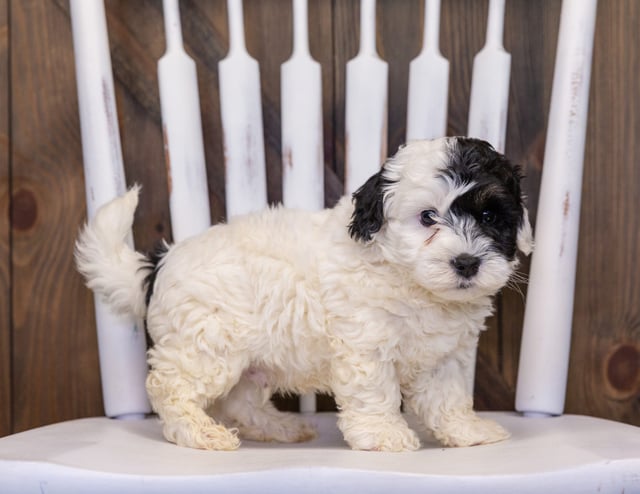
[481, 210, 497, 225]
[420, 209, 438, 227]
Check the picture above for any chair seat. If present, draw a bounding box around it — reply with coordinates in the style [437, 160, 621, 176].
[1, 412, 639, 493]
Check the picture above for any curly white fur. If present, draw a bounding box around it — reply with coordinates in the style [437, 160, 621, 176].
[76, 137, 533, 452]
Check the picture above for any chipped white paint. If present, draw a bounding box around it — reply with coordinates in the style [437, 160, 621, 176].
[70, 0, 151, 419]
[516, 0, 598, 417]
[281, 0, 324, 214]
[219, 0, 268, 218]
[345, 0, 388, 194]
[281, 0, 324, 413]
[406, 0, 449, 141]
[467, 0, 510, 153]
[159, 0, 211, 242]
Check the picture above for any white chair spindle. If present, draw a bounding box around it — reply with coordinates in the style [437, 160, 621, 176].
[516, 0, 598, 417]
[281, 0, 324, 414]
[219, 0, 268, 218]
[159, 0, 211, 242]
[281, 0, 324, 213]
[406, 0, 449, 141]
[465, 0, 511, 394]
[467, 0, 510, 153]
[69, 0, 150, 419]
[345, 0, 388, 194]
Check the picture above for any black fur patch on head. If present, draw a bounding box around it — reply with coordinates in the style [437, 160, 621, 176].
[142, 240, 170, 307]
[446, 138, 526, 259]
[444, 138, 524, 197]
[348, 168, 394, 242]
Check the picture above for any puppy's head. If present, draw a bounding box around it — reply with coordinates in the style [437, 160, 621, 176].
[349, 137, 533, 302]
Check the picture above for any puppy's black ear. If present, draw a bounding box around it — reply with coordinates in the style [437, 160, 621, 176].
[348, 169, 390, 242]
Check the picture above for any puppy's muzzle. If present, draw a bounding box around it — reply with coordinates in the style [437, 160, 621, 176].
[451, 254, 481, 279]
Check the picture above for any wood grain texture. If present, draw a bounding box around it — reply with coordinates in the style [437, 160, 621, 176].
[10, 0, 103, 432]
[568, 0, 640, 423]
[2, 0, 639, 436]
[0, 0, 10, 437]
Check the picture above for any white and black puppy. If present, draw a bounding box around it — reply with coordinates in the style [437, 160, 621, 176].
[76, 137, 533, 452]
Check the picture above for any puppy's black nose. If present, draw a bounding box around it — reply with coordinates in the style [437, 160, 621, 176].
[451, 254, 481, 279]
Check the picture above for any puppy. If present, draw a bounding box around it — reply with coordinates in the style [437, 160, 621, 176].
[76, 137, 533, 452]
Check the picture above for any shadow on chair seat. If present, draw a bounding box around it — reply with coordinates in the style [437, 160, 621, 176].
[1, 412, 639, 493]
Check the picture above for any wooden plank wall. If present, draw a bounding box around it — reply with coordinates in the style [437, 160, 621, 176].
[0, 0, 10, 438]
[0, 0, 638, 436]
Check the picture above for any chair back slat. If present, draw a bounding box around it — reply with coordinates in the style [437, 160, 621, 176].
[406, 0, 449, 141]
[159, 0, 211, 242]
[516, 0, 598, 417]
[281, 0, 324, 214]
[467, 0, 511, 153]
[70, 0, 150, 419]
[344, 0, 388, 194]
[464, 0, 510, 392]
[280, 0, 325, 414]
[219, 0, 268, 218]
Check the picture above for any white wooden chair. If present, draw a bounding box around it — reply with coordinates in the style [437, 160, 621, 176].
[1, 0, 639, 492]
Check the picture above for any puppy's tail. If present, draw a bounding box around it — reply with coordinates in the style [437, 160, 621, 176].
[75, 185, 154, 320]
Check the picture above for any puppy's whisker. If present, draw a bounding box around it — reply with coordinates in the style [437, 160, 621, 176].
[506, 281, 525, 301]
[509, 272, 528, 285]
[506, 270, 529, 300]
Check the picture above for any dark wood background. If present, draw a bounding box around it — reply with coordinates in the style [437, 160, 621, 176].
[0, 0, 638, 437]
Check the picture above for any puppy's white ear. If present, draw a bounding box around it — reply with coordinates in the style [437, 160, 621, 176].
[517, 207, 534, 256]
[348, 169, 389, 242]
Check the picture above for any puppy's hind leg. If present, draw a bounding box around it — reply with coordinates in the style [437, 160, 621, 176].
[146, 347, 244, 451]
[212, 370, 317, 443]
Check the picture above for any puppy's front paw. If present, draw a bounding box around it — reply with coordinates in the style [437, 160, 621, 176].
[436, 415, 509, 447]
[341, 419, 421, 452]
[372, 426, 421, 452]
